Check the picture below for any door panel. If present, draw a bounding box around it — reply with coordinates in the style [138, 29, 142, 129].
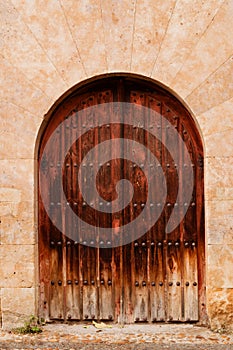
[39, 77, 204, 324]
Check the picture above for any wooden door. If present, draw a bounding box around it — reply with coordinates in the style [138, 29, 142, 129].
[38, 76, 204, 323]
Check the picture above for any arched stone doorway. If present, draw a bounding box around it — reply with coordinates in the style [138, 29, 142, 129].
[38, 74, 205, 324]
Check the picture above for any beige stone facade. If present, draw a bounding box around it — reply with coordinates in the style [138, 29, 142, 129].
[0, 0, 232, 330]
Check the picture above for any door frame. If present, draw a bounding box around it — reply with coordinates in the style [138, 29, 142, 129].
[36, 73, 207, 325]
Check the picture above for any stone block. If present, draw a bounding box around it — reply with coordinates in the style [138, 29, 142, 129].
[0, 245, 35, 288]
[205, 157, 233, 201]
[173, 0, 233, 97]
[197, 98, 233, 137]
[0, 159, 34, 201]
[207, 288, 233, 331]
[207, 245, 233, 288]
[0, 101, 42, 159]
[152, 0, 225, 85]
[1, 288, 36, 330]
[0, 201, 35, 245]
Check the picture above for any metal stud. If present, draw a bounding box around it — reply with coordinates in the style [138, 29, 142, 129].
[151, 282, 155, 286]
[75, 280, 79, 285]
[169, 282, 173, 286]
[134, 242, 139, 247]
[68, 314, 72, 319]
[100, 280, 104, 285]
[192, 242, 196, 247]
[58, 280, 62, 286]
[142, 281, 146, 286]
[184, 241, 189, 247]
[82, 202, 87, 207]
[135, 317, 140, 322]
[90, 240, 94, 245]
[166, 164, 170, 168]
[100, 241, 104, 246]
[67, 280, 72, 285]
[83, 241, 87, 245]
[151, 241, 155, 246]
[57, 241, 62, 246]
[107, 241, 111, 245]
[175, 241, 179, 247]
[193, 282, 197, 286]
[85, 314, 88, 319]
[186, 282, 190, 286]
[57, 202, 61, 206]
[74, 241, 78, 246]
[83, 280, 88, 285]
[133, 203, 137, 207]
[142, 242, 146, 247]
[51, 281, 55, 285]
[135, 281, 139, 287]
[50, 241, 55, 247]
[159, 282, 163, 286]
[150, 203, 154, 207]
[66, 241, 71, 246]
[152, 317, 157, 322]
[91, 280, 95, 285]
[176, 282, 181, 286]
[191, 202, 196, 207]
[141, 203, 145, 208]
[108, 280, 112, 286]
[157, 242, 162, 247]
[167, 203, 171, 207]
[168, 241, 172, 246]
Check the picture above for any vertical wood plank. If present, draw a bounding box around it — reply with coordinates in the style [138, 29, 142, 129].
[183, 244, 198, 321]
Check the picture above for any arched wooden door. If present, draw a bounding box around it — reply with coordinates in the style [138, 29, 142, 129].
[38, 76, 205, 324]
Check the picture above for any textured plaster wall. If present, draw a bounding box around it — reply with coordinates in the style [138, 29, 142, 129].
[0, 0, 232, 330]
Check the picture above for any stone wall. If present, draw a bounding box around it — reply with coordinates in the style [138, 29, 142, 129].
[0, 0, 232, 330]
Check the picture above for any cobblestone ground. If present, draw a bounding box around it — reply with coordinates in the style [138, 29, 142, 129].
[0, 323, 232, 350]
